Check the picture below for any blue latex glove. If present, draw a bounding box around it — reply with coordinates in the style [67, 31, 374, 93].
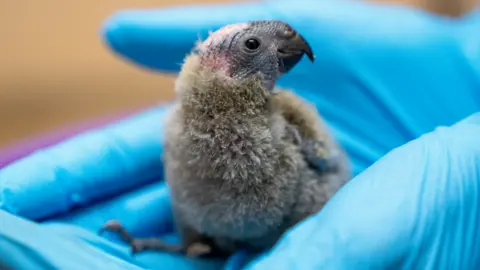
[1, 0, 480, 269]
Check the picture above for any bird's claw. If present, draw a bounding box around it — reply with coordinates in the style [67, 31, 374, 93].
[99, 220, 123, 233]
[185, 242, 212, 257]
[98, 220, 135, 245]
[99, 219, 187, 256]
[98, 220, 147, 255]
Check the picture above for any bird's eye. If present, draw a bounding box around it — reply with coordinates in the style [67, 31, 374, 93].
[244, 38, 260, 51]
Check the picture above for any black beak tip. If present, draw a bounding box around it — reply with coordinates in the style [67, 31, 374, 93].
[306, 52, 315, 62]
[302, 42, 315, 63]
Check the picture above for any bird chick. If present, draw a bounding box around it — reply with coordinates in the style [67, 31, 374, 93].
[100, 20, 351, 258]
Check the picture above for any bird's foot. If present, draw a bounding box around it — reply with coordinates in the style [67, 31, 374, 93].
[98, 220, 184, 255]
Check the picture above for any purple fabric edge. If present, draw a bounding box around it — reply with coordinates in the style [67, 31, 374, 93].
[0, 108, 143, 169]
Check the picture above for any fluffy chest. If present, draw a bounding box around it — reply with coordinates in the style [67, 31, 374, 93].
[185, 117, 277, 180]
[165, 115, 299, 240]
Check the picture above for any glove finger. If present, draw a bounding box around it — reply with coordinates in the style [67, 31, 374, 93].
[101, 1, 275, 72]
[0, 104, 172, 221]
[45, 182, 174, 237]
[0, 109, 138, 169]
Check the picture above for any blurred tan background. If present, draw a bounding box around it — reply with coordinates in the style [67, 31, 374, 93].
[0, 0, 476, 148]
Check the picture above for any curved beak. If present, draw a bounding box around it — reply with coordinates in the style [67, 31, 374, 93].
[277, 33, 315, 74]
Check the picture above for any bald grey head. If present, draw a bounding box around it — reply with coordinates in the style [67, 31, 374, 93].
[195, 20, 315, 90]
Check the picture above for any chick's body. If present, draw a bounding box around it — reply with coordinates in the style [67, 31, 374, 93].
[163, 22, 350, 255]
[100, 20, 350, 257]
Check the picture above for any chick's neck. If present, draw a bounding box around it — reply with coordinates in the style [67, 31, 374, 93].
[176, 54, 272, 121]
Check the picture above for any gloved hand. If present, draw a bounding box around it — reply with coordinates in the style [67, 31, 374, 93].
[1, 0, 480, 269]
[246, 112, 480, 269]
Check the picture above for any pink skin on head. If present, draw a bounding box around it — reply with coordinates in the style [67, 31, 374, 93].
[197, 23, 249, 75]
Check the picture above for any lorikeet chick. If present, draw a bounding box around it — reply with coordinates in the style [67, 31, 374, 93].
[100, 20, 351, 258]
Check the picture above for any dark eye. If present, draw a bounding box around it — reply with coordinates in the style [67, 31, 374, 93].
[244, 38, 260, 51]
